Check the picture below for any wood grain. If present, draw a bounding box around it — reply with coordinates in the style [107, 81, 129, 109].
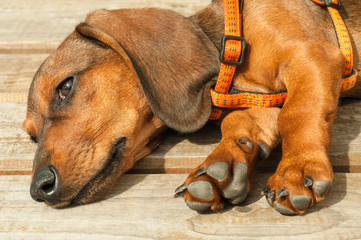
[0, 173, 360, 239]
[0, 54, 48, 102]
[1, 1, 361, 239]
[0, 0, 210, 54]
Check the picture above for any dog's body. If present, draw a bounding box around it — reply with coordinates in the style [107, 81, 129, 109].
[24, 0, 360, 214]
[180, 0, 361, 214]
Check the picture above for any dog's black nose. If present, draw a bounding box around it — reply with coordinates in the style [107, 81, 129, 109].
[30, 167, 60, 204]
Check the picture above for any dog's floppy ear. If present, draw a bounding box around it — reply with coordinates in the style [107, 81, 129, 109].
[75, 8, 220, 133]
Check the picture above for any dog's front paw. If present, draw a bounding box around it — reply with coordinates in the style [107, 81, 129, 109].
[264, 157, 334, 215]
[175, 159, 249, 212]
[174, 137, 259, 212]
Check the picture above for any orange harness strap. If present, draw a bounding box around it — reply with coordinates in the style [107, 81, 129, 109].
[312, 0, 358, 92]
[209, 0, 245, 120]
[209, 0, 358, 120]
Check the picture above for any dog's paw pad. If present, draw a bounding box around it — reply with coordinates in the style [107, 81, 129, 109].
[221, 162, 248, 204]
[274, 202, 296, 216]
[206, 162, 229, 181]
[313, 180, 331, 197]
[187, 181, 213, 200]
[304, 176, 331, 197]
[290, 195, 311, 210]
[177, 158, 250, 212]
[186, 201, 212, 212]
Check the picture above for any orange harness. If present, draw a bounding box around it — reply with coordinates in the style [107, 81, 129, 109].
[209, 0, 358, 120]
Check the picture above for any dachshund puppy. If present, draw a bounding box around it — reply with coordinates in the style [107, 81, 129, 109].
[24, 0, 360, 215]
[24, 8, 220, 207]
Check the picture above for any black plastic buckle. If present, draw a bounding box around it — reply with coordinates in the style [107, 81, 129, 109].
[324, 0, 341, 9]
[220, 35, 247, 66]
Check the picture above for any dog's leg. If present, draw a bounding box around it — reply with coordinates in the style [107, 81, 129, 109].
[176, 108, 280, 212]
[264, 44, 344, 215]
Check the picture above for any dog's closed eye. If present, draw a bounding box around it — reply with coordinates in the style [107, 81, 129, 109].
[29, 135, 38, 144]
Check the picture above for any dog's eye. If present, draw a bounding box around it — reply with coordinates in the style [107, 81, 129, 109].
[58, 77, 74, 100]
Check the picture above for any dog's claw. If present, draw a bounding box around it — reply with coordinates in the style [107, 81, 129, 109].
[174, 183, 186, 198]
[237, 137, 254, 149]
[261, 187, 270, 196]
[304, 176, 313, 188]
[263, 188, 275, 199]
[175, 183, 187, 194]
[262, 188, 276, 207]
[268, 190, 276, 199]
[193, 168, 207, 178]
[277, 188, 289, 199]
[174, 191, 184, 198]
[270, 190, 276, 199]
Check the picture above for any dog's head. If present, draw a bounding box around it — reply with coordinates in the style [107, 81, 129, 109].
[23, 8, 219, 207]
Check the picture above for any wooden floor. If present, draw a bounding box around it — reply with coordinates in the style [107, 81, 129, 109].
[1, 0, 361, 239]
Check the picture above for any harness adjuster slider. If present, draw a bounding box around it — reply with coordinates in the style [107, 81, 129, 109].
[324, 0, 341, 9]
[220, 35, 247, 66]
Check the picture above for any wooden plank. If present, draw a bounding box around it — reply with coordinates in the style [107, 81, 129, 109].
[1, 99, 361, 175]
[0, 103, 36, 174]
[0, 173, 360, 239]
[0, 54, 48, 102]
[0, 0, 210, 53]
[330, 99, 361, 173]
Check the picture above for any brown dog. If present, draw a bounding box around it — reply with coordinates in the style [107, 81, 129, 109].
[24, 0, 360, 215]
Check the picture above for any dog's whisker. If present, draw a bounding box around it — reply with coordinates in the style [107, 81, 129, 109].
[76, 146, 92, 157]
[86, 126, 109, 147]
[89, 139, 103, 151]
[82, 126, 104, 146]
[76, 126, 95, 145]
[78, 126, 106, 149]
[80, 118, 113, 144]
[81, 117, 117, 149]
